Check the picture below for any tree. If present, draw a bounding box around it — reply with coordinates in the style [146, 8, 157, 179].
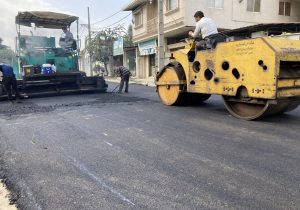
[0, 37, 15, 64]
[0, 38, 7, 50]
[87, 25, 126, 75]
[124, 24, 133, 47]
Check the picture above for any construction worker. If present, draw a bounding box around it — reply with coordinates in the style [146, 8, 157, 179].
[0, 63, 19, 100]
[189, 11, 223, 50]
[114, 66, 131, 93]
[61, 26, 76, 50]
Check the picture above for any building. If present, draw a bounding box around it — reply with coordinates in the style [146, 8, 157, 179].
[113, 37, 137, 76]
[123, 0, 300, 80]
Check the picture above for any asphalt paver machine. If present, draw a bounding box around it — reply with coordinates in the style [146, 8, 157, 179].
[1, 11, 107, 99]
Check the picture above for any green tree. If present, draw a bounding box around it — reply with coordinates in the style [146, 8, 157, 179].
[0, 37, 15, 64]
[124, 24, 133, 47]
[87, 25, 126, 75]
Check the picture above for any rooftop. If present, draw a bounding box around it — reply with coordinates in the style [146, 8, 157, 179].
[122, 0, 147, 11]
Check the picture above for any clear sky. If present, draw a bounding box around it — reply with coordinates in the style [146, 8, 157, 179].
[0, 0, 132, 48]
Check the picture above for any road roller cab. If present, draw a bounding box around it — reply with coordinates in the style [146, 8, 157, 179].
[156, 31, 300, 120]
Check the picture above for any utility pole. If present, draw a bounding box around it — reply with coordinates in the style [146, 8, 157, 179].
[87, 7, 93, 76]
[157, 0, 165, 73]
[17, 13, 21, 76]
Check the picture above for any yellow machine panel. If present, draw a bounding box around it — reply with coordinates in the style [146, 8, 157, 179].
[156, 37, 300, 120]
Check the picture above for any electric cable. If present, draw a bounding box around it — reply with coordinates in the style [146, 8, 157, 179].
[91, 10, 122, 25]
[95, 13, 132, 31]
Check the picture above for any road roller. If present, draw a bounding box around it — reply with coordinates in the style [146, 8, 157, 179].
[156, 36, 300, 120]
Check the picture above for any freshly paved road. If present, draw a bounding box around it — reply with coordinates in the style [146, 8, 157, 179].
[0, 82, 299, 210]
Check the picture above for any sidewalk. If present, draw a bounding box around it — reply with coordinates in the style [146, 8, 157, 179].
[105, 76, 156, 87]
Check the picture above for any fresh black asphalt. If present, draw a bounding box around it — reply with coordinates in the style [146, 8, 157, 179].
[0, 82, 299, 209]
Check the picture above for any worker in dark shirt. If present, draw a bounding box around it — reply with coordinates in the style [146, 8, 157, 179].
[114, 66, 131, 93]
[0, 64, 19, 100]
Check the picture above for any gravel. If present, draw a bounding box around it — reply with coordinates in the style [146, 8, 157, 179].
[0, 93, 149, 117]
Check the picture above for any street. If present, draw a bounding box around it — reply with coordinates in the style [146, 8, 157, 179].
[0, 82, 300, 210]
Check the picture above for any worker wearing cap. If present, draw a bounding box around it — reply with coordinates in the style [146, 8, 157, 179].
[188, 11, 219, 50]
[114, 66, 131, 93]
[0, 64, 19, 100]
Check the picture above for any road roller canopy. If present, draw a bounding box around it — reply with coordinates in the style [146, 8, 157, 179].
[15, 11, 78, 29]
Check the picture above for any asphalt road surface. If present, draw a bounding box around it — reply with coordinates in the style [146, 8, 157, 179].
[0, 82, 299, 210]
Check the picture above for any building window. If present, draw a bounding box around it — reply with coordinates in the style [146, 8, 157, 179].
[279, 1, 291, 16]
[247, 0, 261, 12]
[207, 0, 224, 9]
[148, 0, 158, 20]
[166, 0, 178, 11]
[134, 12, 143, 28]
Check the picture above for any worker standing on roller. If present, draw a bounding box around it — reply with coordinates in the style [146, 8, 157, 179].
[0, 63, 19, 100]
[114, 66, 131, 93]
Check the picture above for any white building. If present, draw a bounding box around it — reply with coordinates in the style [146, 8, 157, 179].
[123, 0, 300, 80]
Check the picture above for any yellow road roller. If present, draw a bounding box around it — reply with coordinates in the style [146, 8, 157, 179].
[156, 37, 300, 120]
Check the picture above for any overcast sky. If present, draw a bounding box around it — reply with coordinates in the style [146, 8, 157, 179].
[0, 0, 132, 48]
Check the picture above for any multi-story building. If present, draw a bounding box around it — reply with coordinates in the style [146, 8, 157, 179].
[123, 0, 300, 80]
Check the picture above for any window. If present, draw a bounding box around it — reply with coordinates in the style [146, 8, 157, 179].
[279, 1, 291, 16]
[134, 12, 143, 27]
[247, 0, 261, 12]
[207, 0, 224, 9]
[166, 0, 178, 11]
[148, 0, 158, 20]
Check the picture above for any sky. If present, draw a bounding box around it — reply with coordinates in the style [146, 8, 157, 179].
[0, 0, 132, 48]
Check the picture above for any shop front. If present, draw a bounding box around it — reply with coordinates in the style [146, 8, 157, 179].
[137, 39, 157, 79]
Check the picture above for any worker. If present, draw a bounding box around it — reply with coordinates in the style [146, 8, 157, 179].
[114, 66, 131, 93]
[61, 26, 76, 50]
[188, 11, 221, 50]
[0, 63, 19, 100]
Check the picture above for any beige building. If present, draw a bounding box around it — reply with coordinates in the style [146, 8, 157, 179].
[123, 0, 300, 79]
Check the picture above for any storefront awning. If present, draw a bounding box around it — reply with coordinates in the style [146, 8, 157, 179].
[113, 38, 124, 56]
[138, 39, 156, 56]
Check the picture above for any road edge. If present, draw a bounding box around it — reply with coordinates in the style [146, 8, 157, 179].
[0, 180, 17, 210]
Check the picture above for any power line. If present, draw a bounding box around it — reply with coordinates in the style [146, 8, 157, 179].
[79, 25, 87, 38]
[91, 10, 122, 25]
[95, 13, 132, 31]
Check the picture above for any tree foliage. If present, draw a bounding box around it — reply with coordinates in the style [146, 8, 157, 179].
[86, 24, 133, 74]
[124, 24, 133, 47]
[0, 37, 15, 64]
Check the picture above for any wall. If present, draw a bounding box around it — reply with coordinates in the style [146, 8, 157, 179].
[291, 1, 300, 21]
[133, 5, 148, 42]
[133, 0, 186, 42]
[184, 0, 300, 30]
[136, 55, 149, 78]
